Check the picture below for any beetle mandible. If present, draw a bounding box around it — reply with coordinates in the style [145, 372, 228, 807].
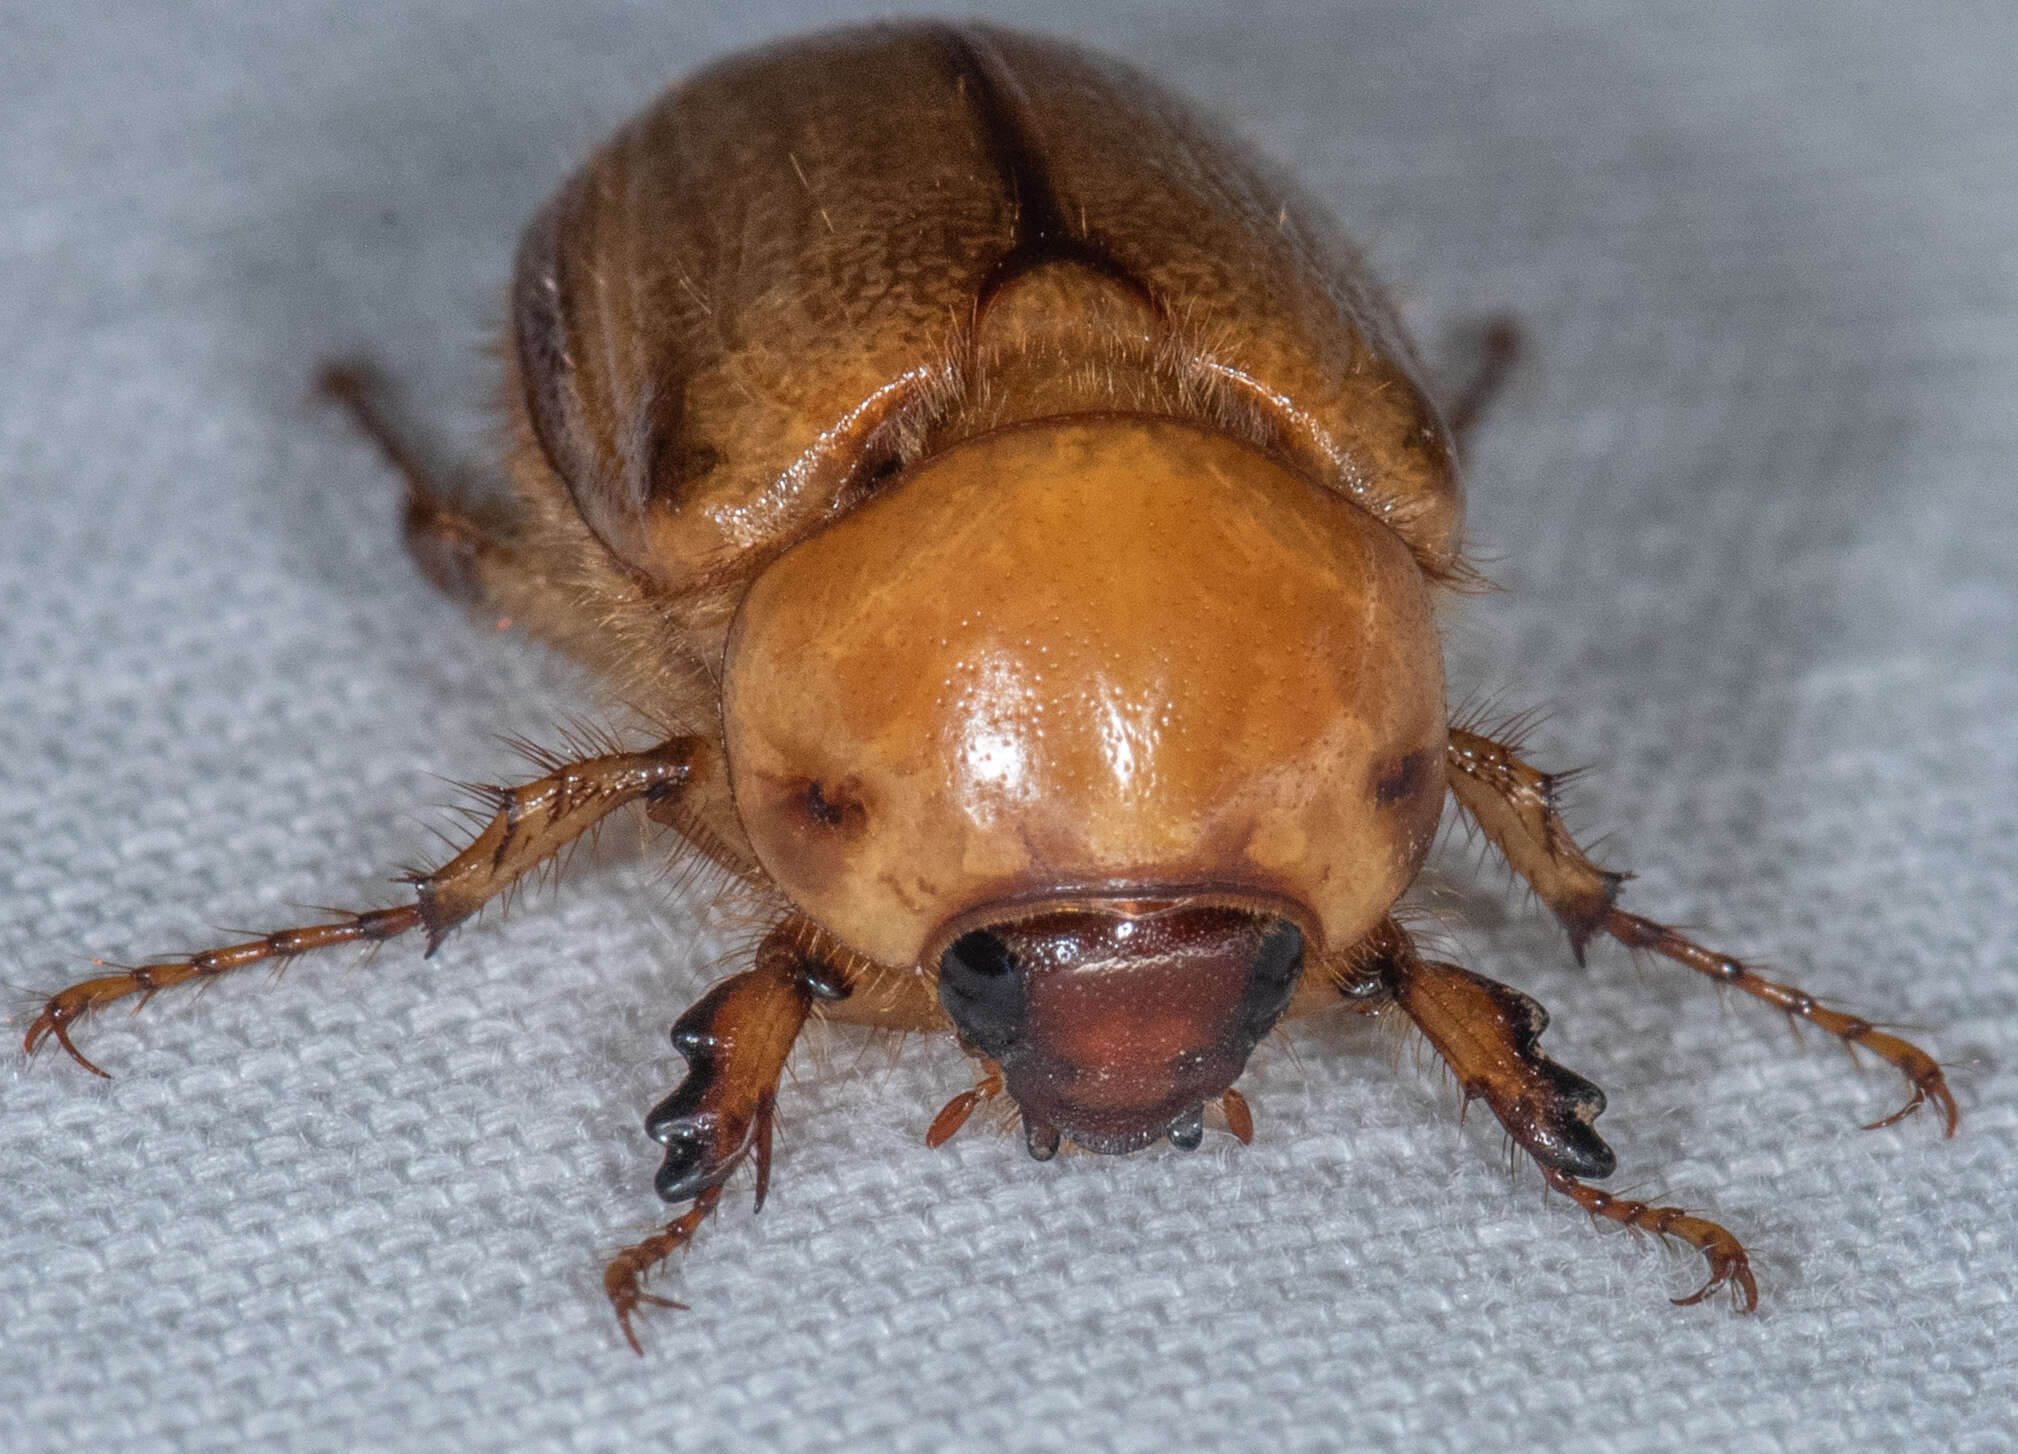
[26, 21, 1956, 1351]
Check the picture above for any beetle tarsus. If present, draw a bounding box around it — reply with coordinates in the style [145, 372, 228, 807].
[604, 1184, 723, 1356]
[1601, 909, 1959, 1138]
[23, 905, 423, 1076]
[1862, 1080, 1937, 1133]
[1539, 1166, 1758, 1313]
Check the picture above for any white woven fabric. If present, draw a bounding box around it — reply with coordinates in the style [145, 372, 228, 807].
[4, 3, 2013, 1450]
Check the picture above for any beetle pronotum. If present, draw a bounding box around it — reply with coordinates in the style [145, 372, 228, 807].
[26, 21, 1955, 1351]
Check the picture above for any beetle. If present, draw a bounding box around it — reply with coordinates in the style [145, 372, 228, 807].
[25, 20, 1955, 1351]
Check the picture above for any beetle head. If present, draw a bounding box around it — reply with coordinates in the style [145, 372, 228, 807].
[934, 897, 1303, 1155]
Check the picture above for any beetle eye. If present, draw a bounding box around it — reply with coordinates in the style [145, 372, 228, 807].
[1243, 920, 1304, 1036]
[937, 929, 1025, 1058]
[944, 929, 1015, 977]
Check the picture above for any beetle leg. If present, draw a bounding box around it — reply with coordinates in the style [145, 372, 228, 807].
[1438, 315, 1523, 452]
[23, 737, 699, 1075]
[606, 916, 860, 1354]
[1363, 916, 1758, 1311]
[1533, 1166, 1756, 1310]
[319, 362, 521, 603]
[1445, 727, 1958, 1136]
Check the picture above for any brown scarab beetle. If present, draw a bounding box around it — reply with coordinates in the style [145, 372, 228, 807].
[26, 21, 1956, 1351]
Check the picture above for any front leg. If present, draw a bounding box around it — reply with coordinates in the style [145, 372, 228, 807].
[604, 917, 865, 1354]
[1363, 918, 1757, 1310]
[1444, 726, 1958, 1135]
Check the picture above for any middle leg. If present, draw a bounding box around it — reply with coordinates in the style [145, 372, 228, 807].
[1444, 726, 1957, 1135]
[25, 736, 699, 1075]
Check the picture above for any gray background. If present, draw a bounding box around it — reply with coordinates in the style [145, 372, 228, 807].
[3, 2, 2013, 1450]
